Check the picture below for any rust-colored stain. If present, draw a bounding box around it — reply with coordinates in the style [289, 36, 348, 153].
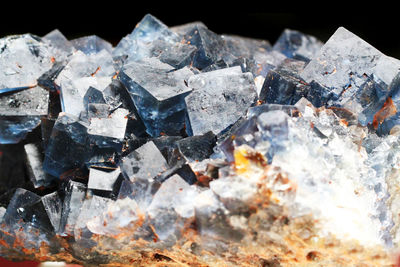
[90, 66, 101, 77]
[373, 97, 397, 129]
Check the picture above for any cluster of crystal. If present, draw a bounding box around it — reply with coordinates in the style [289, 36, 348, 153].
[1, 14, 399, 266]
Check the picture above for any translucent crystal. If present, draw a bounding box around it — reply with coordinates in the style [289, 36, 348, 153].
[0, 34, 53, 91]
[71, 35, 113, 55]
[0, 86, 48, 116]
[273, 29, 323, 62]
[300, 27, 400, 129]
[113, 14, 180, 61]
[74, 195, 113, 240]
[185, 66, 257, 135]
[60, 180, 86, 235]
[60, 76, 111, 117]
[88, 167, 121, 192]
[2, 188, 54, 233]
[42, 29, 74, 61]
[120, 141, 169, 182]
[182, 24, 226, 70]
[24, 143, 53, 188]
[0, 116, 41, 144]
[118, 58, 193, 136]
[88, 108, 128, 140]
[43, 113, 89, 177]
[55, 50, 115, 87]
[259, 58, 308, 105]
[41, 191, 62, 233]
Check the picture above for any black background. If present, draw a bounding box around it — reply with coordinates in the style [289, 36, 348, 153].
[1, 4, 399, 58]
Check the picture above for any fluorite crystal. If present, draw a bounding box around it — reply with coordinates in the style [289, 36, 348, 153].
[1, 15, 400, 266]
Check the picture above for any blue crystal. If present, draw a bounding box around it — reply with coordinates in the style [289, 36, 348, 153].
[176, 131, 216, 162]
[43, 29, 74, 58]
[2, 188, 55, 233]
[221, 34, 272, 61]
[120, 141, 169, 182]
[259, 58, 308, 105]
[0, 34, 53, 92]
[300, 27, 400, 132]
[273, 29, 323, 62]
[185, 67, 257, 136]
[155, 41, 197, 69]
[71, 35, 113, 55]
[118, 58, 193, 137]
[43, 113, 90, 177]
[24, 142, 56, 188]
[183, 24, 226, 70]
[0, 116, 41, 144]
[219, 109, 290, 163]
[59, 180, 87, 235]
[37, 62, 65, 92]
[113, 14, 180, 62]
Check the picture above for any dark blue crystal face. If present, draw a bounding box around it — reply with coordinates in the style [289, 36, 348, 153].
[118, 58, 192, 137]
[43, 114, 90, 177]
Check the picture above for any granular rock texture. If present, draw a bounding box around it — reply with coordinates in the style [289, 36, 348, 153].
[1, 14, 400, 266]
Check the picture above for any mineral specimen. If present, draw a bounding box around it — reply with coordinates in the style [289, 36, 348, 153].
[1, 14, 400, 267]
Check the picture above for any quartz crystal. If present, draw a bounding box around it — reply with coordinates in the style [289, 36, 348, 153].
[1, 15, 400, 266]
